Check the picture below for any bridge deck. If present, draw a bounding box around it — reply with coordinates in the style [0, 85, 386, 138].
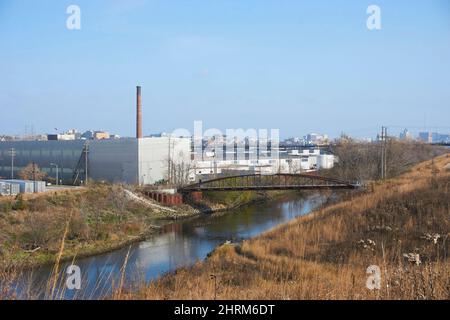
[182, 184, 358, 192]
[179, 173, 360, 193]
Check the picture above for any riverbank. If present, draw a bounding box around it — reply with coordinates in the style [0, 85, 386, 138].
[3, 189, 329, 300]
[0, 184, 289, 271]
[116, 154, 450, 300]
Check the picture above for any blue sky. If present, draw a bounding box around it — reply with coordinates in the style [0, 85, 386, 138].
[0, 0, 449, 139]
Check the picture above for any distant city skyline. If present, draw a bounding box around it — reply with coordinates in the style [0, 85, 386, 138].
[1, 0, 449, 138]
[2, 125, 450, 144]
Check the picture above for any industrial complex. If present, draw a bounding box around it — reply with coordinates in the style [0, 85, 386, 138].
[0, 86, 337, 195]
[0, 87, 191, 189]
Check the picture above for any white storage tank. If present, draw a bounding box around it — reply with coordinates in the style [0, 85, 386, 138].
[317, 155, 335, 169]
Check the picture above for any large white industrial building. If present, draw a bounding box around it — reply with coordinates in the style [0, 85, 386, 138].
[0, 137, 335, 186]
[0, 137, 191, 185]
[88, 137, 191, 185]
[0, 86, 192, 186]
[190, 148, 336, 181]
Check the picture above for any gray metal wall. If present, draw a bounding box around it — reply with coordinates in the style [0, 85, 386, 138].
[0, 140, 85, 183]
[0, 138, 192, 185]
[89, 139, 138, 184]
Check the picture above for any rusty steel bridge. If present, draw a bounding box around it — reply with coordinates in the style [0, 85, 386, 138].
[179, 173, 360, 193]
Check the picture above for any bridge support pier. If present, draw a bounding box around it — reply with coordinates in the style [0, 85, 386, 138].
[182, 191, 203, 203]
[144, 191, 184, 206]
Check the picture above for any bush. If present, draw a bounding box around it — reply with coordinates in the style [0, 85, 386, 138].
[12, 194, 27, 211]
[19, 213, 57, 250]
[0, 201, 13, 214]
[67, 211, 90, 241]
[28, 197, 49, 212]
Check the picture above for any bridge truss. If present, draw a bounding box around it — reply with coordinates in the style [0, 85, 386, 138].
[179, 173, 360, 192]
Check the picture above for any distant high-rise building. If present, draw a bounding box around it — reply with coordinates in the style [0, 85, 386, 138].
[418, 132, 432, 143]
[304, 133, 329, 145]
[418, 132, 450, 143]
[399, 129, 412, 141]
[432, 133, 450, 143]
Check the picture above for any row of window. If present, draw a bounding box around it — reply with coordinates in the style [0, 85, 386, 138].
[0, 149, 81, 158]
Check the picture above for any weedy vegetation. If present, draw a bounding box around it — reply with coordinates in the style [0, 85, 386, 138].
[0, 143, 448, 300]
[116, 151, 450, 300]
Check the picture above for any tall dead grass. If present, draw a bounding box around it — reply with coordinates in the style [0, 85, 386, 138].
[116, 154, 450, 300]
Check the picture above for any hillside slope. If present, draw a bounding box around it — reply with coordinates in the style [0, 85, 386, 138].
[120, 154, 450, 300]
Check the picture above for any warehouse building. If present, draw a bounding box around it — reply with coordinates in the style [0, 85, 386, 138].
[0, 87, 191, 186]
[190, 149, 336, 181]
[0, 137, 191, 185]
[0, 140, 85, 183]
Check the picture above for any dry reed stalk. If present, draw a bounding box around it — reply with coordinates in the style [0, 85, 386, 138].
[114, 245, 132, 299]
[47, 210, 73, 300]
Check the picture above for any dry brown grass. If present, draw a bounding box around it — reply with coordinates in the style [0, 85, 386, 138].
[0, 183, 158, 271]
[117, 154, 450, 300]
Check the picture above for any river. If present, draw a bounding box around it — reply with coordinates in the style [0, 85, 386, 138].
[9, 192, 328, 300]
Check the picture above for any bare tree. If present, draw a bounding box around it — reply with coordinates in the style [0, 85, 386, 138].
[325, 141, 447, 182]
[167, 159, 192, 187]
[19, 163, 47, 181]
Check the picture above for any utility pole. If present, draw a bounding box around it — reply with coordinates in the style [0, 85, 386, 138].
[384, 127, 388, 179]
[168, 136, 171, 185]
[9, 148, 16, 180]
[32, 162, 36, 193]
[85, 144, 89, 185]
[50, 163, 59, 185]
[383, 127, 388, 179]
[380, 127, 384, 180]
[380, 126, 388, 180]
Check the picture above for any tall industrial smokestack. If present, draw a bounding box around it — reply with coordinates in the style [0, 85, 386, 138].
[136, 86, 142, 139]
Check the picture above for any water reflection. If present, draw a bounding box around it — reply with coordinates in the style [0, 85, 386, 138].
[9, 193, 326, 299]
